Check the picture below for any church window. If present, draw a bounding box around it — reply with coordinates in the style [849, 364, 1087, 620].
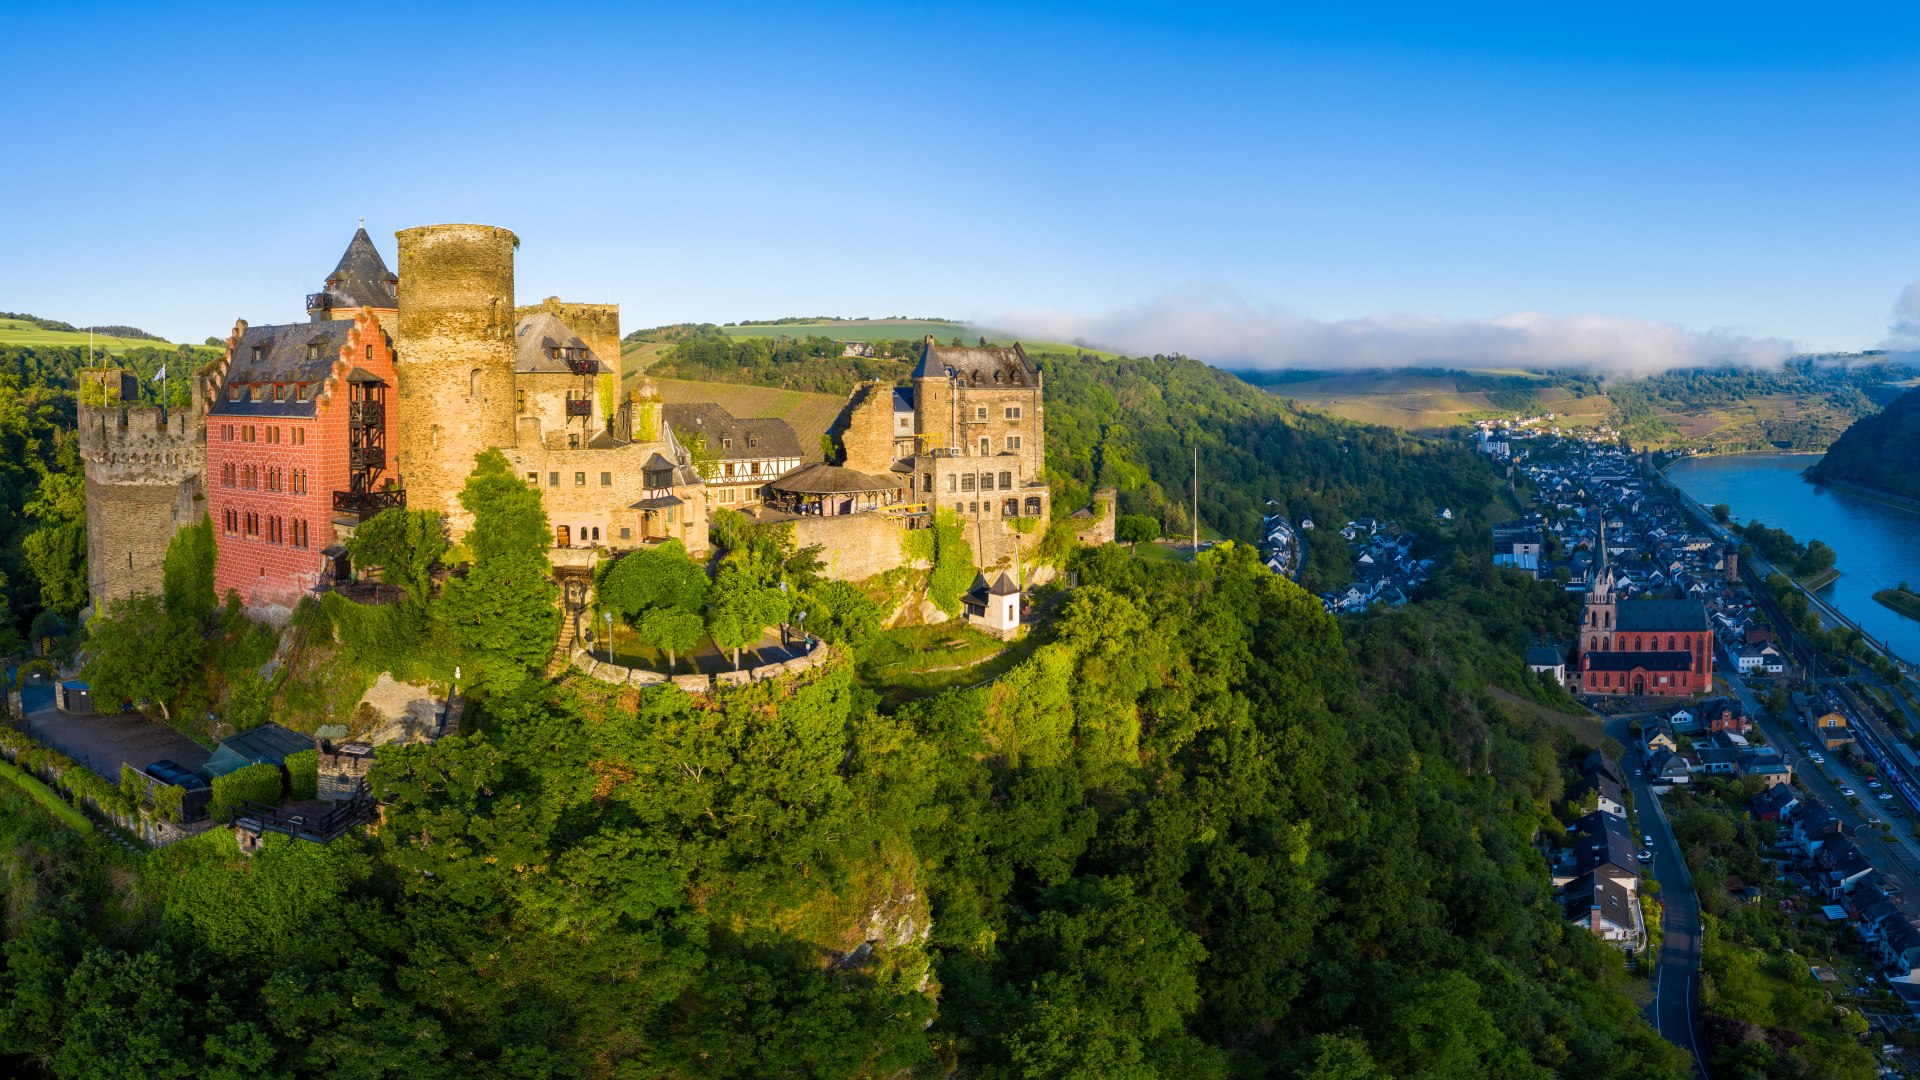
[999, 471, 1012, 489]
[1668, 635, 1676, 650]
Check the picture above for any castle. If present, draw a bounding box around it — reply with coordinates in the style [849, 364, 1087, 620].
[79, 223, 1081, 620]
[1575, 521, 1713, 696]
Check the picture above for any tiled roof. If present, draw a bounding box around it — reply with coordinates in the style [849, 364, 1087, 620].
[661, 403, 804, 461]
[209, 320, 355, 417]
[322, 227, 397, 310]
[1585, 650, 1694, 672]
[514, 312, 607, 374]
[1616, 598, 1709, 632]
[913, 338, 1036, 384]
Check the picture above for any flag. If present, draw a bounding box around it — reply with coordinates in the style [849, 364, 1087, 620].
[152, 365, 167, 381]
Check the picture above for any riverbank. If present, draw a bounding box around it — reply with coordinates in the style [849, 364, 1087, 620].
[1878, 589, 1920, 624]
[1806, 474, 1920, 515]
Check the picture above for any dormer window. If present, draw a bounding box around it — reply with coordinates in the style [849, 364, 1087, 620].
[251, 384, 265, 402]
[229, 384, 242, 402]
[252, 345, 266, 364]
[722, 438, 731, 450]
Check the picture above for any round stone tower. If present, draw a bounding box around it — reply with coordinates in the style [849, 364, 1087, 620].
[393, 224, 518, 532]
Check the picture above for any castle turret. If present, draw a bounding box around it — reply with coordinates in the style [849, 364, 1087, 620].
[393, 224, 518, 531]
[76, 368, 207, 615]
[308, 227, 399, 323]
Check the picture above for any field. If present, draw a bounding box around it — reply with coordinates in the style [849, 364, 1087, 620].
[0, 317, 175, 353]
[1258, 369, 1611, 434]
[649, 376, 845, 459]
[713, 319, 1118, 359]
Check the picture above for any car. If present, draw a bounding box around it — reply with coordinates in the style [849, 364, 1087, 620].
[1879, 793, 1895, 801]
[144, 760, 208, 790]
[1637, 850, 1654, 863]
[1841, 787, 1857, 797]
[1643, 833, 1654, 846]
[1869, 817, 1885, 826]
[1811, 754, 1826, 764]
[1868, 779, 1882, 788]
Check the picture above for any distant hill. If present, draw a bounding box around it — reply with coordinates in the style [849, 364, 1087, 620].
[1809, 385, 1920, 501]
[0, 313, 176, 353]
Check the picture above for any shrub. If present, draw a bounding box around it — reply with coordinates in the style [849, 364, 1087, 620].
[210, 762, 284, 820]
[285, 749, 318, 802]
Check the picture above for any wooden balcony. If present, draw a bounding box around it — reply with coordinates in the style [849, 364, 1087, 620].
[333, 489, 404, 517]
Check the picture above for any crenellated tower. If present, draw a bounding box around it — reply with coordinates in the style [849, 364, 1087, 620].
[392, 223, 518, 531]
[75, 368, 209, 614]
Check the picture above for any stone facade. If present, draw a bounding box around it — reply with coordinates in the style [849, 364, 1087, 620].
[393, 224, 520, 533]
[840, 382, 900, 477]
[76, 372, 207, 614]
[790, 512, 927, 582]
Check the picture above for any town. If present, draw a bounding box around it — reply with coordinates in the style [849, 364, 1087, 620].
[1503, 426, 1920, 1064]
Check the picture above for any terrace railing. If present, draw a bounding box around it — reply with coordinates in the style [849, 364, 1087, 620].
[333, 489, 404, 517]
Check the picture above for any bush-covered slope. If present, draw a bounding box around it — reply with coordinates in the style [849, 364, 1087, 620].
[1809, 384, 1920, 500]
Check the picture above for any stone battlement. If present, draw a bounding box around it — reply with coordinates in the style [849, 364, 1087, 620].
[77, 402, 205, 485]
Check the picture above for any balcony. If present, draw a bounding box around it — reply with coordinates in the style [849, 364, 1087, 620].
[306, 291, 333, 313]
[333, 489, 404, 517]
[565, 399, 593, 418]
[348, 447, 385, 471]
[348, 400, 383, 426]
[566, 357, 596, 376]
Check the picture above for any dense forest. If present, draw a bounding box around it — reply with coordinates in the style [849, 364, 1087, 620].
[0, 537, 1683, 1078]
[1808, 384, 1920, 501]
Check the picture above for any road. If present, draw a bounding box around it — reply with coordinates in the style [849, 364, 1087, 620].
[1607, 713, 1707, 1078]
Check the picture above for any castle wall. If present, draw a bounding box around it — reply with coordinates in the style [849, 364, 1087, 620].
[840, 383, 898, 475]
[394, 224, 518, 533]
[791, 513, 918, 582]
[78, 402, 206, 613]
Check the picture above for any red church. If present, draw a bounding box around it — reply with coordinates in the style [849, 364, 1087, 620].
[204, 233, 401, 615]
[1576, 523, 1712, 697]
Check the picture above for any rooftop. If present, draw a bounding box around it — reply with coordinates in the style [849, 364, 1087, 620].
[210, 320, 356, 417]
[661, 402, 804, 461]
[320, 227, 398, 311]
[514, 312, 607, 375]
[912, 337, 1037, 384]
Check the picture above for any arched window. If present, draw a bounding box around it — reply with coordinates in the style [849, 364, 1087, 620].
[1668, 635, 1676, 650]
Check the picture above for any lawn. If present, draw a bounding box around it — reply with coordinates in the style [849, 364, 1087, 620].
[856, 622, 1040, 700]
[0, 758, 95, 833]
[0, 317, 176, 353]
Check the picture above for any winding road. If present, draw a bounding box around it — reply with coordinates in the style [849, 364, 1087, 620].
[1606, 713, 1708, 1078]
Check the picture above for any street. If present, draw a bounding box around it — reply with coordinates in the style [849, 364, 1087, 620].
[1606, 713, 1707, 1079]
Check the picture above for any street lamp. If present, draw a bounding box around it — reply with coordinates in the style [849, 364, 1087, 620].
[605, 612, 614, 664]
[778, 581, 789, 646]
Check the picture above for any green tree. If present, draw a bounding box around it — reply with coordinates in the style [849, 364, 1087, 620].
[600, 539, 709, 618]
[82, 593, 202, 720]
[20, 446, 87, 618]
[797, 580, 881, 645]
[437, 554, 559, 691]
[1711, 503, 1731, 524]
[347, 508, 446, 604]
[638, 607, 705, 671]
[458, 448, 551, 561]
[160, 513, 217, 624]
[1115, 513, 1160, 550]
[706, 566, 789, 668]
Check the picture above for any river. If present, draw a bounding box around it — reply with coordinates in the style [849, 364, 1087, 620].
[1666, 452, 1920, 665]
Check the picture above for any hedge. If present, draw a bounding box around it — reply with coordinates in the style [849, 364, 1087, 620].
[210, 762, 284, 820]
[0, 724, 131, 817]
[285, 749, 318, 801]
[0, 758, 93, 833]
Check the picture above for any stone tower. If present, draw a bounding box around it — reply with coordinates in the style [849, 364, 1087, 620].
[393, 224, 518, 532]
[75, 368, 208, 615]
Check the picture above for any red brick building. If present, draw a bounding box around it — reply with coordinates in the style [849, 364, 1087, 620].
[205, 308, 399, 615]
[1576, 522, 1712, 696]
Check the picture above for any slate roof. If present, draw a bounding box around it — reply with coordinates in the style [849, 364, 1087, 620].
[1571, 810, 1639, 879]
[1616, 598, 1709, 632]
[514, 312, 607, 374]
[1751, 785, 1799, 817]
[661, 403, 804, 461]
[1585, 651, 1694, 672]
[322, 228, 398, 310]
[1526, 644, 1565, 667]
[210, 320, 355, 417]
[766, 463, 898, 495]
[913, 338, 1037, 384]
[1563, 870, 1636, 930]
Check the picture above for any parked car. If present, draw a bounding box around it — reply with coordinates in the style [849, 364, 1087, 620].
[1841, 787, 1857, 797]
[144, 760, 208, 790]
[1643, 833, 1654, 846]
[1879, 793, 1895, 801]
[1811, 754, 1826, 764]
[1868, 779, 1882, 789]
[1637, 850, 1654, 863]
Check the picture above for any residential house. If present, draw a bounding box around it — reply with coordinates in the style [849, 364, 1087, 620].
[1750, 784, 1799, 822]
[1526, 643, 1567, 683]
[1816, 836, 1877, 898]
[1642, 718, 1678, 758]
[1815, 710, 1854, 749]
[1696, 698, 1750, 736]
[1786, 803, 1841, 858]
[1646, 749, 1693, 787]
[1738, 754, 1792, 789]
[1554, 810, 1641, 895]
[1562, 871, 1639, 944]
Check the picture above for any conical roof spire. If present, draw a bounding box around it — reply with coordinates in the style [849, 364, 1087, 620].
[322, 227, 398, 310]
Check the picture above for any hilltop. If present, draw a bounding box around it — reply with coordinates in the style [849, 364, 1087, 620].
[1808, 383, 1920, 502]
[0, 312, 179, 353]
[1240, 357, 1917, 451]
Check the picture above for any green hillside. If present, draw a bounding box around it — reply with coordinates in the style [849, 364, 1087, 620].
[1809, 384, 1920, 501]
[0, 316, 179, 353]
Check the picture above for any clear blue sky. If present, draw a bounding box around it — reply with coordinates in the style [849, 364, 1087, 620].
[4, 3, 1918, 367]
